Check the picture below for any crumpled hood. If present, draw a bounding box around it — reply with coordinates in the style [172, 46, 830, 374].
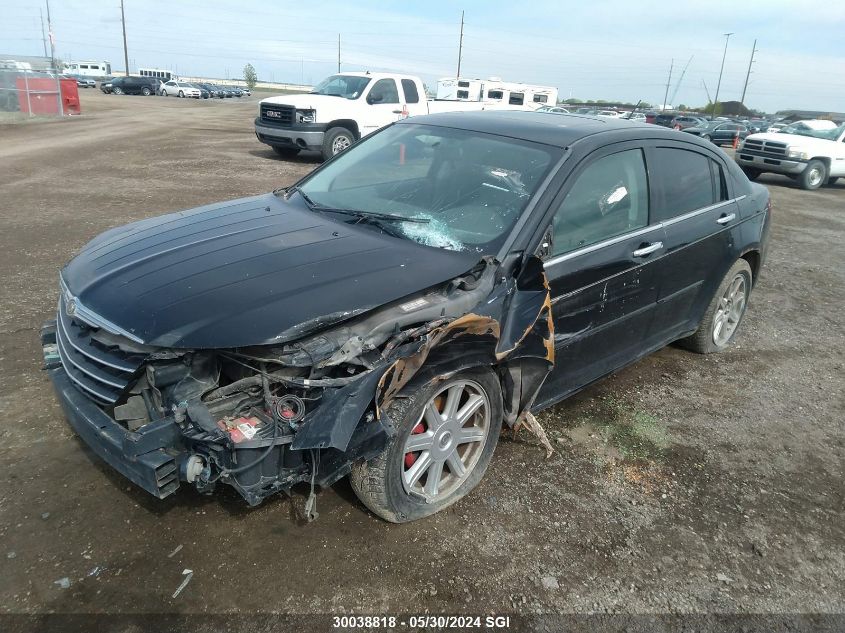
[61, 193, 479, 349]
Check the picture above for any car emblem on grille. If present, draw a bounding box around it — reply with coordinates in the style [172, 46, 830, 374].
[265, 110, 282, 118]
[66, 298, 77, 317]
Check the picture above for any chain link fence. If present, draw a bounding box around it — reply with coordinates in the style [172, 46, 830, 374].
[0, 61, 74, 122]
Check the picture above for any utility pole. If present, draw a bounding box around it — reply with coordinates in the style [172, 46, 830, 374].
[337, 34, 341, 73]
[739, 38, 758, 113]
[669, 55, 694, 107]
[45, 0, 56, 69]
[456, 10, 464, 78]
[39, 8, 48, 58]
[712, 32, 733, 119]
[120, 0, 129, 76]
[662, 58, 673, 111]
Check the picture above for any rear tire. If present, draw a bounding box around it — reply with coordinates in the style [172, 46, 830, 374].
[701, 133, 711, 142]
[141, 86, 152, 96]
[350, 367, 503, 523]
[742, 167, 762, 181]
[799, 159, 826, 190]
[679, 259, 753, 354]
[321, 126, 355, 161]
[272, 146, 300, 158]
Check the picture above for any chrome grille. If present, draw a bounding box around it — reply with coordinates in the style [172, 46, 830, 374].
[261, 103, 294, 127]
[56, 294, 146, 406]
[742, 139, 788, 158]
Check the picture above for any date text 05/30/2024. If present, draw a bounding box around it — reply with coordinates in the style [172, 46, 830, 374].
[333, 615, 512, 629]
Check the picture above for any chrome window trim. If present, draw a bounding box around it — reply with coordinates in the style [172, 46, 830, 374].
[543, 195, 745, 268]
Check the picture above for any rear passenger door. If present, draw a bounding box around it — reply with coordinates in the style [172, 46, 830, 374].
[536, 144, 665, 406]
[646, 143, 739, 340]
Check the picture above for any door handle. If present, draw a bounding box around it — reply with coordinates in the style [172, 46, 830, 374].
[632, 241, 663, 257]
[717, 213, 736, 225]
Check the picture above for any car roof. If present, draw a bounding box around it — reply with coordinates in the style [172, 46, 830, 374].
[396, 110, 686, 148]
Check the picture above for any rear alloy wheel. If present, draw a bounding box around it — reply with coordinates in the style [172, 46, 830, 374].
[680, 259, 752, 354]
[141, 86, 152, 96]
[799, 160, 826, 190]
[112, 86, 123, 95]
[350, 368, 502, 522]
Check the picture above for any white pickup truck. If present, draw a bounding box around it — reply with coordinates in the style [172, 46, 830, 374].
[255, 71, 536, 161]
[735, 121, 845, 190]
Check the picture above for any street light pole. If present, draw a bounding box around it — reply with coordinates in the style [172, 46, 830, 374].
[712, 32, 733, 120]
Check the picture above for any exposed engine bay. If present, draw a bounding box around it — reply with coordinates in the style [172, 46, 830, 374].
[43, 256, 554, 514]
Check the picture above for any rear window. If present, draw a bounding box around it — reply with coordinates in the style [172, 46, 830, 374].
[401, 79, 420, 104]
[650, 148, 719, 220]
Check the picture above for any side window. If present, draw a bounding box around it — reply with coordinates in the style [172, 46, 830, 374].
[509, 92, 524, 105]
[401, 79, 419, 104]
[487, 90, 503, 99]
[551, 149, 649, 256]
[369, 79, 399, 104]
[650, 148, 717, 220]
[457, 90, 469, 99]
[533, 94, 548, 103]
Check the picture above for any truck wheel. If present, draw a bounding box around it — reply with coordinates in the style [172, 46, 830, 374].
[679, 259, 752, 354]
[321, 127, 355, 161]
[350, 367, 503, 523]
[741, 167, 762, 181]
[799, 160, 826, 190]
[272, 146, 300, 158]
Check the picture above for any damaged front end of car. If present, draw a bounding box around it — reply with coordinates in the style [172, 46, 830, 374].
[42, 254, 554, 511]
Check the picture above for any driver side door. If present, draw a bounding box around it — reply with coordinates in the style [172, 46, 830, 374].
[536, 144, 665, 407]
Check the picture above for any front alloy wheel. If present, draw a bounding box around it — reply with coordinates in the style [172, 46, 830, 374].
[712, 274, 747, 346]
[350, 368, 502, 522]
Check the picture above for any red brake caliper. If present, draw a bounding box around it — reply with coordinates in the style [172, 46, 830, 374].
[404, 422, 425, 468]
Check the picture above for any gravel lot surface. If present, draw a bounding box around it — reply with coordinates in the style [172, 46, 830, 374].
[0, 91, 842, 623]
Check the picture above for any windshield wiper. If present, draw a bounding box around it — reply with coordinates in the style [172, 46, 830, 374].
[313, 206, 430, 225]
[276, 185, 316, 208]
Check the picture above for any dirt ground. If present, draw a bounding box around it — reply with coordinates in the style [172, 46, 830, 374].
[0, 91, 843, 622]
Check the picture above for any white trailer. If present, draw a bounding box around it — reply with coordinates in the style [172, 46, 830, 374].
[436, 77, 558, 108]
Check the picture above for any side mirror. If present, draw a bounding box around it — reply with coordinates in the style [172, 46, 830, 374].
[367, 93, 383, 104]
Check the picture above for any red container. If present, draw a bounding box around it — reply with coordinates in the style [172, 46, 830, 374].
[15, 76, 81, 115]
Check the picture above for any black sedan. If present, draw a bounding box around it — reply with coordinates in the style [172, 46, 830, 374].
[684, 120, 749, 146]
[42, 112, 770, 523]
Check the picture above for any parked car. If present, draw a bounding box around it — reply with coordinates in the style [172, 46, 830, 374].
[104, 76, 160, 96]
[652, 113, 676, 127]
[536, 105, 570, 114]
[68, 74, 96, 89]
[746, 120, 772, 134]
[670, 115, 706, 130]
[230, 86, 244, 97]
[618, 112, 646, 121]
[191, 84, 210, 99]
[43, 111, 770, 523]
[736, 121, 845, 189]
[683, 121, 749, 145]
[160, 80, 202, 98]
[241, 87, 252, 96]
[767, 122, 789, 133]
[196, 83, 222, 98]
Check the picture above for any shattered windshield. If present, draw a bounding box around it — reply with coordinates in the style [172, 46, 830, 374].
[298, 123, 559, 253]
[311, 75, 371, 99]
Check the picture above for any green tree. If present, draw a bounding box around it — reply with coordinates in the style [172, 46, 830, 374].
[243, 63, 258, 89]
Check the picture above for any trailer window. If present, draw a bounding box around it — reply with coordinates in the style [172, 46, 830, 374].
[509, 92, 524, 105]
[487, 90, 503, 99]
[401, 79, 420, 103]
[457, 90, 469, 99]
[458, 81, 470, 88]
[533, 94, 548, 103]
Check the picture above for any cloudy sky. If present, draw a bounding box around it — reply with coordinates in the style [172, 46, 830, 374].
[3, 0, 843, 112]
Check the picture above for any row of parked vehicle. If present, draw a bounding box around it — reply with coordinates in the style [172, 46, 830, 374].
[90, 75, 251, 99]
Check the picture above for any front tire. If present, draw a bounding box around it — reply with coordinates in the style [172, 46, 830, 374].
[799, 159, 826, 190]
[701, 133, 711, 142]
[112, 86, 123, 95]
[680, 259, 752, 354]
[161, 89, 168, 97]
[321, 126, 355, 161]
[350, 368, 503, 523]
[178, 90, 185, 98]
